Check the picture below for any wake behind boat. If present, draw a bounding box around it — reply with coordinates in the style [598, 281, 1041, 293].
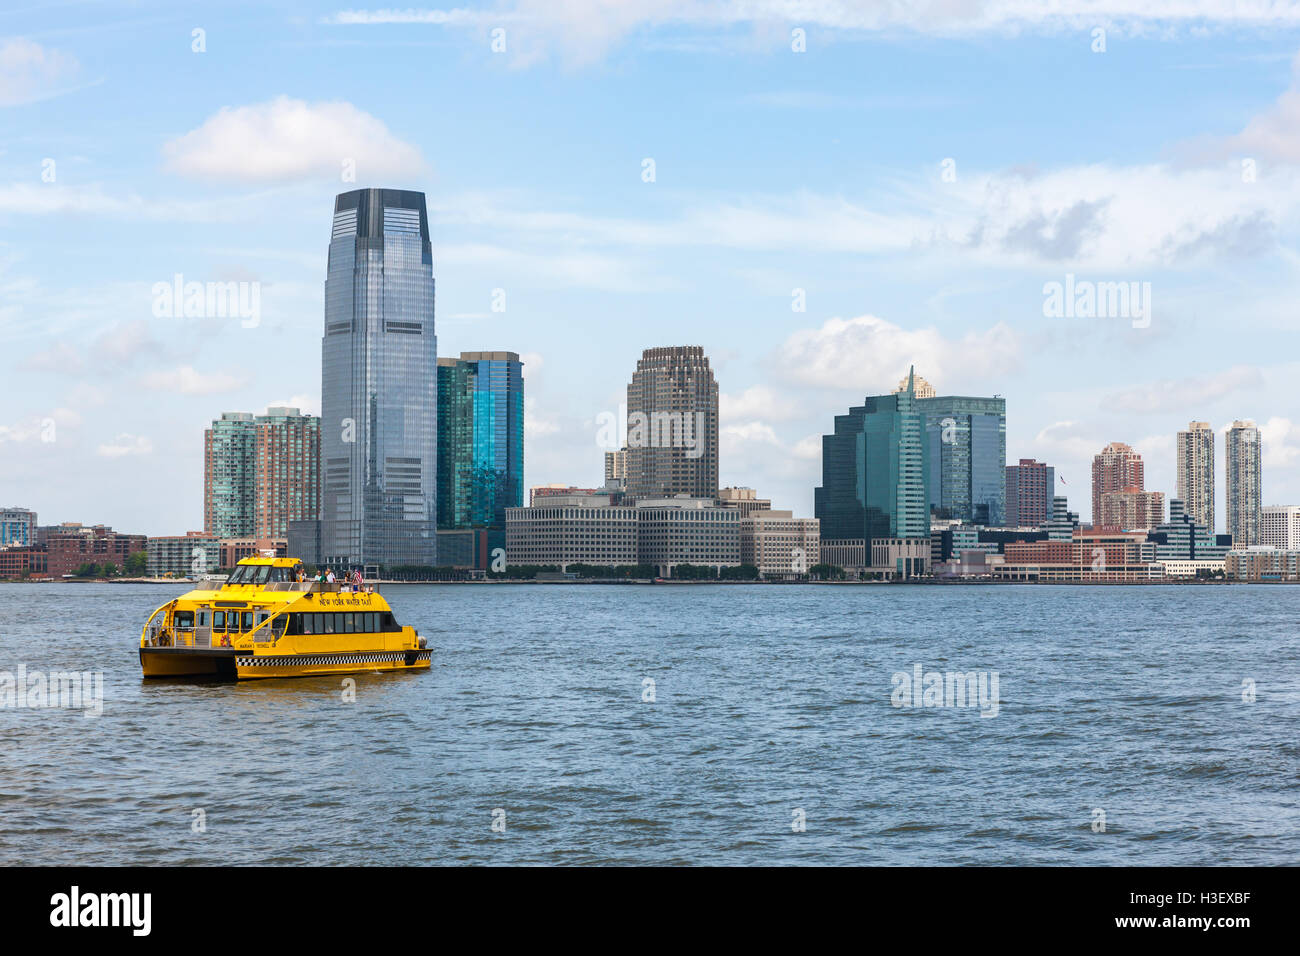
[139, 557, 430, 680]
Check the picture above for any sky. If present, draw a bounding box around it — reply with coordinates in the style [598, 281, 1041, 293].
[2, 0, 1300, 535]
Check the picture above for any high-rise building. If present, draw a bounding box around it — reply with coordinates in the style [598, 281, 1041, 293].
[917, 393, 1006, 525]
[1176, 421, 1215, 533]
[1226, 420, 1262, 547]
[204, 407, 320, 540]
[0, 508, 36, 547]
[1099, 489, 1165, 530]
[1091, 442, 1144, 528]
[1005, 459, 1055, 527]
[320, 188, 438, 568]
[199, 409, 313, 540]
[604, 447, 627, 486]
[436, 351, 524, 530]
[892, 373, 936, 400]
[1261, 505, 1300, 550]
[815, 368, 930, 543]
[625, 346, 718, 499]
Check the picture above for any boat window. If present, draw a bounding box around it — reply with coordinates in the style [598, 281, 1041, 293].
[197, 610, 209, 627]
[324, 614, 335, 634]
[241, 611, 254, 630]
[213, 611, 226, 630]
[253, 566, 271, 585]
[174, 610, 194, 629]
[344, 613, 355, 633]
[299, 614, 312, 635]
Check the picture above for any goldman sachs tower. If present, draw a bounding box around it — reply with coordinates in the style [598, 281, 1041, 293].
[320, 188, 437, 570]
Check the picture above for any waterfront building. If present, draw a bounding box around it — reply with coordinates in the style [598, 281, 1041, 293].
[815, 368, 930, 542]
[147, 532, 221, 578]
[1226, 546, 1300, 581]
[1176, 421, 1215, 532]
[717, 486, 773, 518]
[0, 508, 36, 547]
[530, 485, 603, 505]
[1005, 459, 1055, 528]
[1226, 420, 1263, 547]
[740, 511, 819, 578]
[505, 499, 639, 570]
[998, 531, 1162, 582]
[437, 351, 525, 530]
[1149, 499, 1229, 562]
[1091, 442, 1144, 528]
[916, 393, 1006, 526]
[0, 547, 48, 578]
[1098, 489, 1165, 530]
[320, 188, 438, 570]
[635, 497, 740, 576]
[930, 522, 1002, 564]
[625, 346, 719, 499]
[1261, 505, 1300, 551]
[44, 524, 147, 577]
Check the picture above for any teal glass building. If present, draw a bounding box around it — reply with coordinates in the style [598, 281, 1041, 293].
[437, 351, 524, 530]
[814, 369, 930, 542]
[917, 394, 1006, 526]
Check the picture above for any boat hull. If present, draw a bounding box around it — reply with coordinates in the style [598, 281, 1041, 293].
[140, 647, 432, 681]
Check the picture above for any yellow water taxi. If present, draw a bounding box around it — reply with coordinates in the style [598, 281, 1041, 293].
[139, 557, 431, 680]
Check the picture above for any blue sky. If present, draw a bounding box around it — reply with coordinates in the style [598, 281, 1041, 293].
[4, 0, 1300, 535]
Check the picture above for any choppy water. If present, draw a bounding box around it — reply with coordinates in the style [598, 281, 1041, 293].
[0, 582, 1296, 865]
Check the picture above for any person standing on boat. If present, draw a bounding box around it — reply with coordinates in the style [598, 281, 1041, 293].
[325, 568, 336, 584]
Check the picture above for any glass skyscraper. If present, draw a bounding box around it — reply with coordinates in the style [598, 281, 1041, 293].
[320, 188, 437, 569]
[437, 351, 524, 530]
[916, 394, 1006, 526]
[815, 369, 930, 542]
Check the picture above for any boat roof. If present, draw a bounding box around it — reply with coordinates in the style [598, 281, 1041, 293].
[236, 557, 302, 567]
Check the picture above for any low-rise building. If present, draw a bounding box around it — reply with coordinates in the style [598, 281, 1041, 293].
[636, 497, 739, 576]
[1226, 546, 1300, 581]
[718, 487, 773, 518]
[44, 524, 147, 577]
[148, 532, 222, 578]
[0, 546, 48, 579]
[505, 500, 639, 570]
[740, 511, 819, 578]
[219, 538, 287, 569]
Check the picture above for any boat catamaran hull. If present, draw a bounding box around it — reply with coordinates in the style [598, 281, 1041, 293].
[139, 557, 431, 681]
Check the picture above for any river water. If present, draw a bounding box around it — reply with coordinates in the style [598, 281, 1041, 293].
[0, 582, 1295, 865]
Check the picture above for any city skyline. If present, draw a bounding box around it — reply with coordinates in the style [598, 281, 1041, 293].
[4, 3, 1300, 535]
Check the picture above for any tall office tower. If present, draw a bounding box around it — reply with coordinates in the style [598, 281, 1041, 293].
[1091, 441, 1144, 528]
[320, 188, 437, 568]
[1176, 421, 1215, 533]
[815, 368, 930, 542]
[1043, 495, 1080, 540]
[436, 351, 524, 529]
[625, 346, 719, 499]
[1226, 420, 1262, 547]
[1261, 505, 1300, 550]
[604, 447, 628, 486]
[1005, 459, 1055, 527]
[916, 392, 1006, 526]
[204, 407, 321, 539]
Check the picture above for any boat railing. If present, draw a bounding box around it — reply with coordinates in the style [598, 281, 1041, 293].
[144, 622, 285, 649]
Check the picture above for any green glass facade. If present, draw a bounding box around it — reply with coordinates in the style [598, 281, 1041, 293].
[815, 371, 930, 541]
[436, 352, 524, 530]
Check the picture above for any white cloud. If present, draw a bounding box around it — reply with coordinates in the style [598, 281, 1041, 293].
[775, 314, 1020, 392]
[141, 366, 248, 395]
[97, 434, 153, 458]
[162, 96, 426, 184]
[1104, 365, 1264, 413]
[0, 38, 79, 107]
[720, 384, 803, 423]
[1259, 416, 1300, 468]
[325, 2, 1300, 66]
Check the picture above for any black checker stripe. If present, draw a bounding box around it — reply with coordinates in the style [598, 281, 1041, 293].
[237, 650, 432, 667]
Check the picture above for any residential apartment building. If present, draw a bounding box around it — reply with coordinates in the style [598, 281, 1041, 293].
[1226, 420, 1263, 547]
[1261, 505, 1300, 551]
[1176, 421, 1215, 532]
[1004, 460, 1054, 528]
